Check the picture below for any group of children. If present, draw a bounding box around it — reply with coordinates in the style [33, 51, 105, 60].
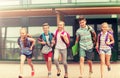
[18, 21, 69, 78]
[76, 17, 114, 78]
[18, 16, 114, 78]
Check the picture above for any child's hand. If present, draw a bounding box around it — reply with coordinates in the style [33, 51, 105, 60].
[51, 39, 55, 44]
[95, 45, 99, 53]
[106, 42, 111, 45]
[60, 34, 67, 39]
[29, 46, 32, 50]
[41, 41, 46, 45]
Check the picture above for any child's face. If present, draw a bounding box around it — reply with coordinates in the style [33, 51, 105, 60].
[101, 24, 109, 32]
[79, 20, 86, 28]
[58, 22, 64, 30]
[43, 26, 49, 33]
[20, 30, 27, 38]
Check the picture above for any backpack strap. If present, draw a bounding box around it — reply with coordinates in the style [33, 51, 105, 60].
[54, 29, 59, 40]
[98, 32, 102, 49]
[48, 32, 53, 43]
[26, 38, 31, 48]
[105, 32, 109, 43]
[42, 32, 53, 42]
[105, 32, 114, 48]
[18, 37, 31, 48]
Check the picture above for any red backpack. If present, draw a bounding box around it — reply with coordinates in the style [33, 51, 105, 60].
[54, 29, 70, 47]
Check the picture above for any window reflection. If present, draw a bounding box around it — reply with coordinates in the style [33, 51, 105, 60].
[31, 0, 60, 4]
[28, 26, 73, 37]
[0, 26, 73, 60]
[0, 0, 19, 6]
[6, 27, 21, 37]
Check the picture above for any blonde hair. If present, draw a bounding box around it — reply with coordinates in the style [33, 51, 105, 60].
[101, 22, 109, 27]
[20, 28, 27, 34]
[20, 28, 28, 47]
[59, 21, 65, 26]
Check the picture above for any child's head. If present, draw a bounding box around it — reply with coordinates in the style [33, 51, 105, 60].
[58, 21, 65, 31]
[42, 23, 49, 33]
[101, 22, 109, 32]
[78, 16, 86, 28]
[20, 28, 27, 38]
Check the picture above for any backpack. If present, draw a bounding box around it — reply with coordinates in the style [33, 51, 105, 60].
[54, 29, 70, 47]
[40, 32, 53, 54]
[41, 32, 53, 44]
[17, 37, 32, 48]
[87, 26, 97, 46]
[17, 37, 35, 55]
[98, 32, 114, 48]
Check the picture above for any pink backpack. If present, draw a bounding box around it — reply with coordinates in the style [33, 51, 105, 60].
[54, 29, 70, 47]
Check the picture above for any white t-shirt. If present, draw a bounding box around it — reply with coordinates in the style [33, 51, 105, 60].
[55, 30, 67, 49]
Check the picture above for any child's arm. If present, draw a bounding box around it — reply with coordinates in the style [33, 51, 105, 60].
[38, 38, 46, 45]
[61, 33, 69, 44]
[38, 35, 46, 45]
[106, 34, 114, 45]
[75, 36, 80, 44]
[95, 34, 99, 52]
[29, 38, 36, 50]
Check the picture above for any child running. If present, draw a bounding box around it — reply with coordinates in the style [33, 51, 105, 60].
[96, 22, 114, 78]
[54, 21, 69, 78]
[18, 28, 35, 78]
[38, 23, 55, 78]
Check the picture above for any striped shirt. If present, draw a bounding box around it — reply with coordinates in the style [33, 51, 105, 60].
[76, 26, 94, 50]
[99, 32, 111, 49]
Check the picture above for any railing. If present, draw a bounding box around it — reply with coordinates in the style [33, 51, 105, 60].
[0, 0, 120, 10]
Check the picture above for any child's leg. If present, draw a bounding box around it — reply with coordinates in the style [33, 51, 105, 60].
[100, 54, 105, 78]
[54, 49, 60, 71]
[47, 57, 52, 72]
[58, 54, 62, 62]
[79, 48, 86, 77]
[27, 58, 34, 71]
[105, 54, 111, 68]
[27, 57, 35, 76]
[87, 60, 93, 72]
[60, 49, 68, 77]
[105, 49, 111, 68]
[79, 57, 85, 77]
[20, 55, 26, 76]
[45, 52, 52, 72]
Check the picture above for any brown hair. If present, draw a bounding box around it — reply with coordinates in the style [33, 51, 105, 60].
[42, 23, 49, 27]
[78, 16, 86, 22]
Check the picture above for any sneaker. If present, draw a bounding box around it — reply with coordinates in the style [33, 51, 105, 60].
[18, 76, 22, 78]
[64, 76, 68, 78]
[78, 76, 83, 78]
[57, 70, 61, 76]
[64, 74, 68, 78]
[48, 73, 51, 78]
[107, 67, 111, 71]
[31, 71, 35, 76]
[89, 71, 93, 78]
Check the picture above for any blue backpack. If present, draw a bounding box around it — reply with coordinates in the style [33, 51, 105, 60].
[18, 37, 35, 55]
[42, 32, 53, 42]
